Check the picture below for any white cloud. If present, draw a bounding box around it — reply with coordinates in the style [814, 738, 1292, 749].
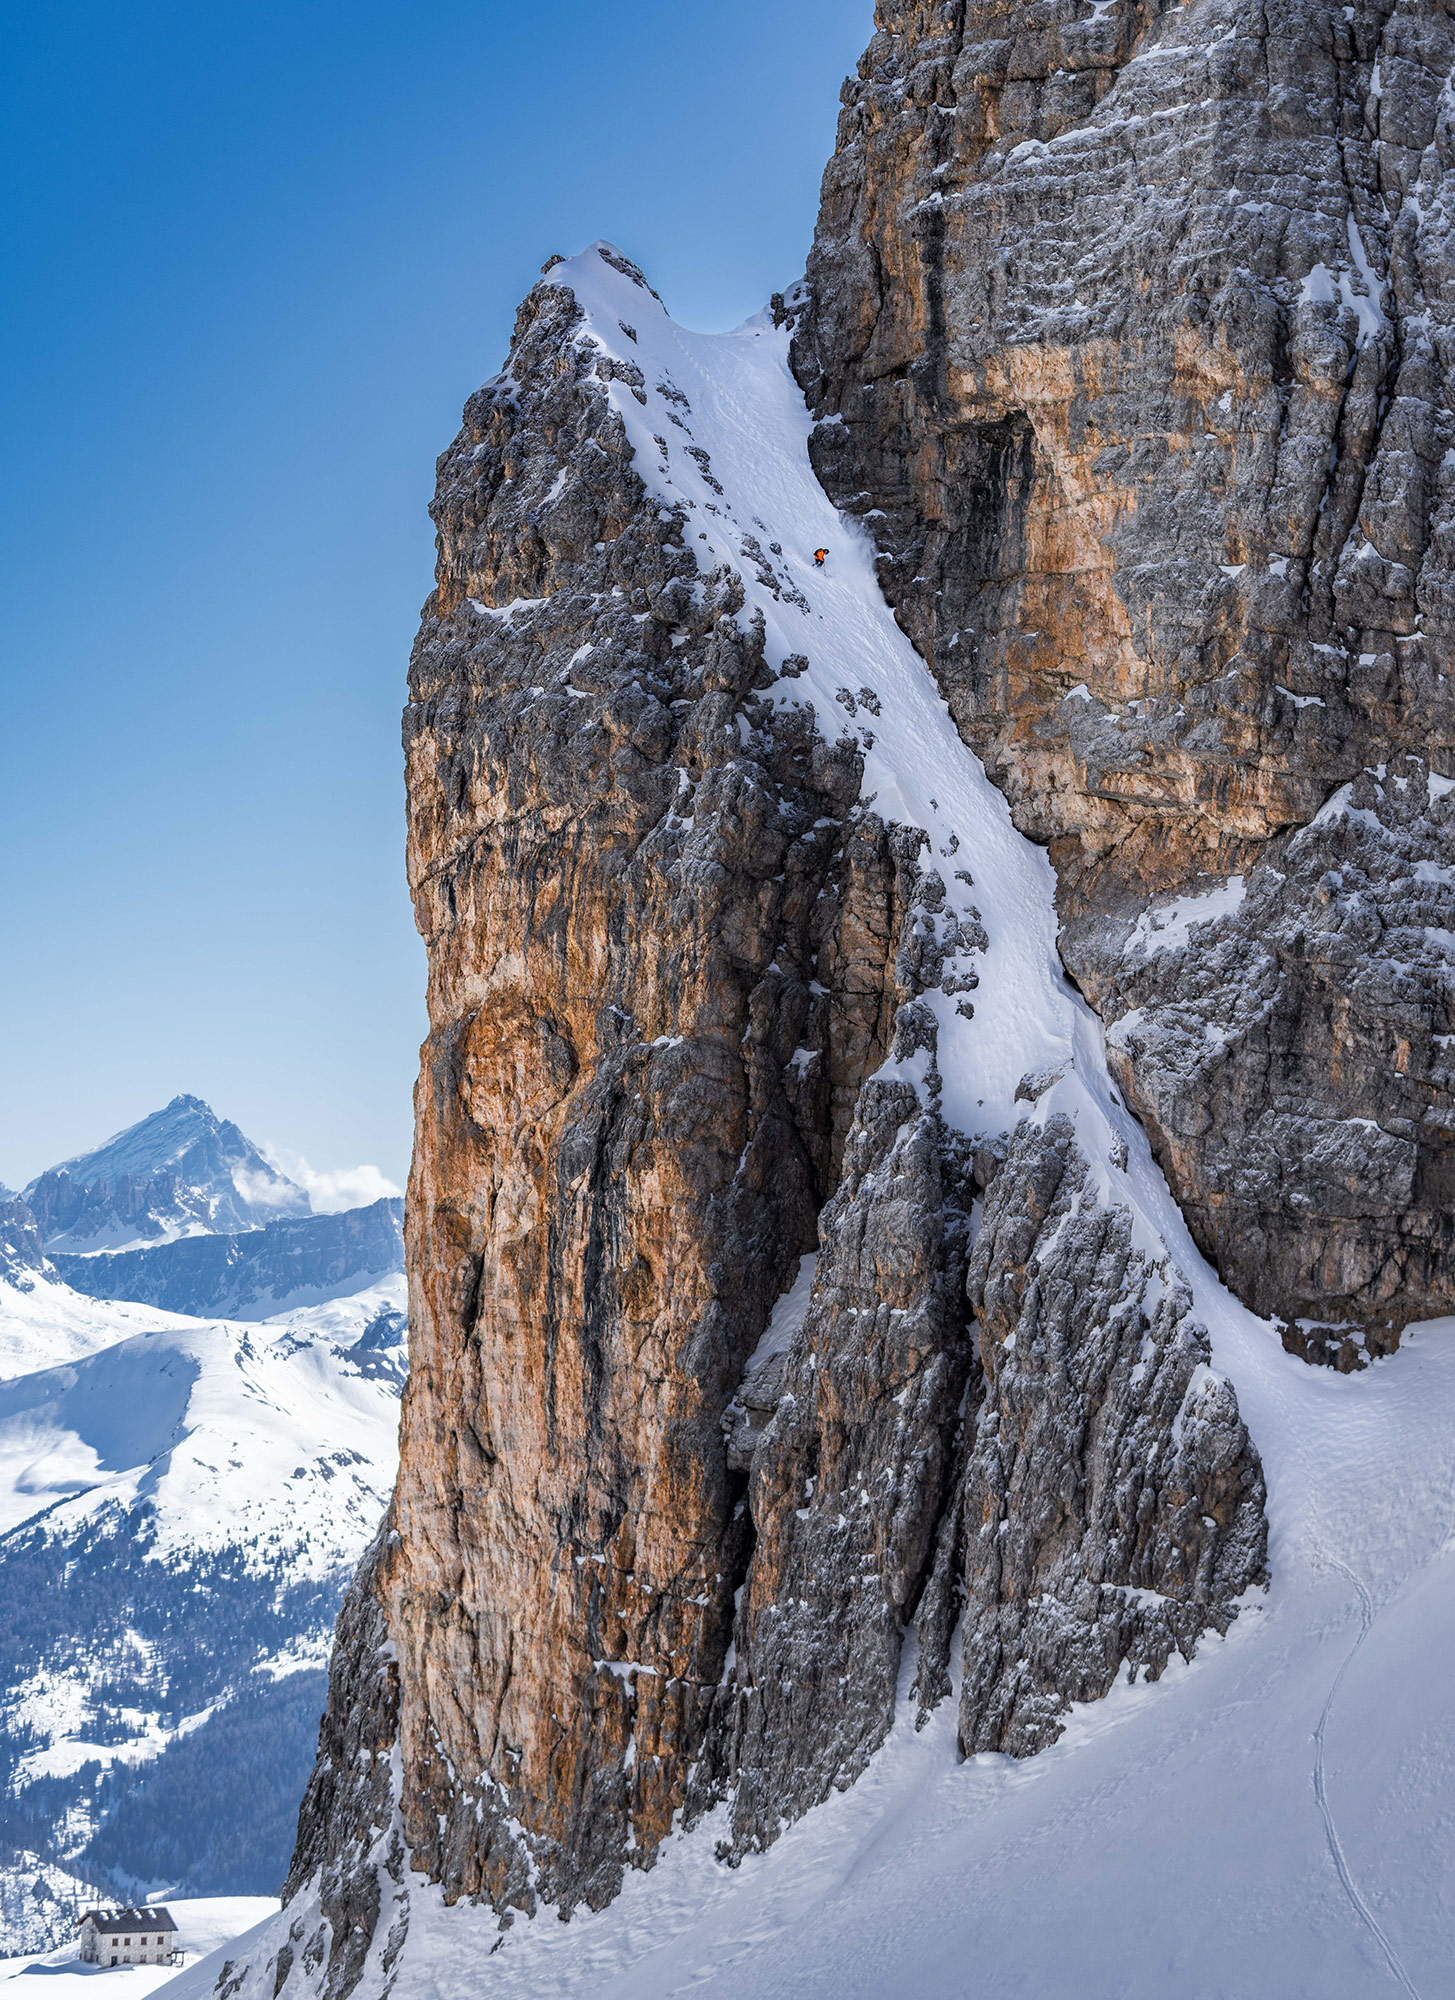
[260, 1144, 403, 1215]
[231, 1165, 308, 1211]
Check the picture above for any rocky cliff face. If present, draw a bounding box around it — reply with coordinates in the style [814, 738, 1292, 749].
[384, 295, 870, 1918]
[0, 1197, 46, 1290]
[191, 2, 1455, 1987]
[247, 229, 1266, 2000]
[792, 0, 1455, 1351]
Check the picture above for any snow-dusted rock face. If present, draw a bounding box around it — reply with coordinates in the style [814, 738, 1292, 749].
[792, 0, 1455, 1345]
[51, 1197, 404, 1321]
[917, 1110, 1267, 1755]
[0, 1201, 46, 1292]
[1092, 757, 1455, 1359]
[25, 1097, 309, 1256]
[252, 237, 1265, 1998]
[388, 261, 891, 1916]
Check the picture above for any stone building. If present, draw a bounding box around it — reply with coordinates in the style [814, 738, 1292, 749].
[77, 1905, 179, 1967]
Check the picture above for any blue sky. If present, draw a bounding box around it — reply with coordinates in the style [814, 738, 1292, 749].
[0, 0, 873, 1191]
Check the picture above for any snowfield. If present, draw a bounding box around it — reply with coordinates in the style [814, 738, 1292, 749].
[0, 1278, 187, 1387]
[0, 1274, 403, 1569]
[0, 1270, 404, 1943]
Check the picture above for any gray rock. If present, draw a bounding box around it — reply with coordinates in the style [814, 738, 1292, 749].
[917, 1115, 1268, 1754]
[272, 229, 1270, 1991]
[724, 1086, 975, 1855]
[1088, 756, 1455, 1354]
[791, 0, 1455, 1344]
[0, 1197, 47, 1290]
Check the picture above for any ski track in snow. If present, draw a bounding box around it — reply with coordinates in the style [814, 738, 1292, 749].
[183, 246, 1455, 1999]
[1313, 1559, 1422, 2000]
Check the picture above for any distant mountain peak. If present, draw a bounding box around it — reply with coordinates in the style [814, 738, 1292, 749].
[23, 1098, 311, 1256]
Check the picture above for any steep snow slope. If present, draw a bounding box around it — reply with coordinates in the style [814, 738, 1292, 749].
[196, 246, 1455, 1997]
[0, 1277, 185, 1384]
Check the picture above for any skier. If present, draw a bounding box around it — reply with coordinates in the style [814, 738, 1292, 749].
[813, 547, 829, 567]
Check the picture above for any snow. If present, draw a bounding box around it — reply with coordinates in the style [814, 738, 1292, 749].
[200, 245, 1455, 1996]
[260, 1274, 404, 1342]
[1125, 875, 1246, 957]
[551, 246, 1069, 1142]
[0, 1271, 402, 1786]
[0, 1280, 399, 1568]
[39, 1103, 233, 1190]
[0, 1899, 279, 1991]
[0, 1853, 110, 1960]
[468, 595, 549, 621]
[224, 1265, 404, 1322]
[0, 1279, 188, 1385]
[1298, 212, 1388, 348]
[739, 1253, 817, 1376]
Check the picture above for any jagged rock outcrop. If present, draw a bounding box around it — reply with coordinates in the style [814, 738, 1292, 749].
[264, 1531, 406, 2000]
[792, 0, 1455, 1341]
[916, 1111, 1267, 1753]
[384, 260, 891, 1920]
[0, 1197, 46, 1290]
[1095, 756, 1455, 1358]
[261, 238, 1265, 2000]
[720, 1087, 974, 1853]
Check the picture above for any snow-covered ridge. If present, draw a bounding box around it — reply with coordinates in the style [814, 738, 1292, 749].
[50, 1197, 405, 1322]
[0, 1272, 403, 1562]
[548, 245, 1196, 1236]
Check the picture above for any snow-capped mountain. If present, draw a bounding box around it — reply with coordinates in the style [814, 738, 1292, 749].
[24, 1097, 309, 1256]
[0, 1275, 402, 1549]
[0, 1096, 409, 1956]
